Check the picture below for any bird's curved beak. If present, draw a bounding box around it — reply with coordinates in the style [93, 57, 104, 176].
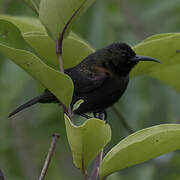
[131, 55, 161, 63]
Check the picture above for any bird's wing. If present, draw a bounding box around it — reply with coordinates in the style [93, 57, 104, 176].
[65, 67, 108, 94]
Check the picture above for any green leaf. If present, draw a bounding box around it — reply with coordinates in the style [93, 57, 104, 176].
[131, 33, 180, 94]
[23, 31, 94, 69]
[99, 124, 180, 179]
[131, 33, 180, 77]
[0, 20, 73, 107]
[141, 33, 177, 43]
[0, 20, 31, 50]
[0, 15, 45, 33]
[64, 114, 111, 170]
[72, 99, 84, 112]
[23, 0, 40, 14]
[0, 15, 94, 70]
[39, 0, 96, 40]
[150, 64, 180, 93]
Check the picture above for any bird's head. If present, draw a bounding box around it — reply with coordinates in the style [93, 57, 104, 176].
[96, 43, 160, 76]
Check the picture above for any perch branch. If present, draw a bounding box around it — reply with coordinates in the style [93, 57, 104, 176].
[39, 133, 60, 180]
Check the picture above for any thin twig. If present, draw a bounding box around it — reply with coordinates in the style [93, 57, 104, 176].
[55, 1, 90, 179]
[39, 133, 60, 180]
[91, 150, 103, 180]
[56, 0, 88, 55]
[56, 40, 69, 114]
[91, 113, 105, 180]
[56, 0, 87, 118]
[112, 105, 135, 134]
[58, 53, 64, 73]
[0, 168, 5, 180]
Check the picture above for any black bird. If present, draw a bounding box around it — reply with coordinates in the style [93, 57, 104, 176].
[8, 43, 160, 118]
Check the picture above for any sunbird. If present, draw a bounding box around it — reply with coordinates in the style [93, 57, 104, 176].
[8, 43, 160, 118]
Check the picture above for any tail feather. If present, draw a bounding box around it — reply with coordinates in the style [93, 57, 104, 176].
[8, 89, 58, 118]
[8, 96, 41, 118]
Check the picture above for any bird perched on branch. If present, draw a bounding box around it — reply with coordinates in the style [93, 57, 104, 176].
[8, 43, 160, 118]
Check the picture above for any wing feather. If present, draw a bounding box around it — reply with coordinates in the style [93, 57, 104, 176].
[65, 67, 108, 94]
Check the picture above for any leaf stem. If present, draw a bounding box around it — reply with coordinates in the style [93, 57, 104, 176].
[39, 133, 60, 180]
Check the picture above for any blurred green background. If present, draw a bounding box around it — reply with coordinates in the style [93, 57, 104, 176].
[1, 0, 180, 179]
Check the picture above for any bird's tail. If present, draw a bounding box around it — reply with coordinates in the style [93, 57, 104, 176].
[8, 90, 57, 118]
